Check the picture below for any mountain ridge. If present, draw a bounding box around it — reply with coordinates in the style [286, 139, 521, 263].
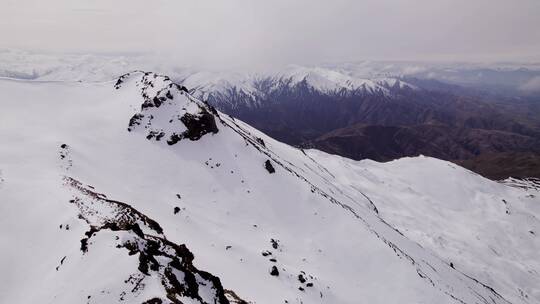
[175, 69, 540, 180]
[0, 71, 538, 303]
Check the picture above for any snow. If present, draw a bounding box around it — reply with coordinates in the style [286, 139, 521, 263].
[310, 152, 540, 304]
[276, 65, 388, 93]
[0, 73, 537, 303]
[179, 65, 420, 99]
[180, 71, 260, 101]
[375, 77, 418, 90]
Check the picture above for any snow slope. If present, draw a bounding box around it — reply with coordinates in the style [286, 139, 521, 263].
[312, 152, 540, 304]
[0, 72, 538, 304]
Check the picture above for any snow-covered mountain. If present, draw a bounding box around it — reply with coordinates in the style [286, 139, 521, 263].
[0, 49, 417, 109]
[179, 66, 417, 109]
[4, 50, 539, 94]
[0, 72, 538, 304]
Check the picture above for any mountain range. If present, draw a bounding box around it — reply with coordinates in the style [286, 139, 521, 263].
[171, 66, 540, 180]
[2, 51, 540, 177]
[1, 71, 539, 303]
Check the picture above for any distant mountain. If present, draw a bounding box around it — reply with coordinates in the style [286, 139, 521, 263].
[305, 123, 540, 179]
[305, 124, 540, 160]
[457, 152, 540, 180]
[180, 66, 417, 108]
[172, 67, 540, 179]
[2, 51, 540, 179]
[1, 72, 539, 303]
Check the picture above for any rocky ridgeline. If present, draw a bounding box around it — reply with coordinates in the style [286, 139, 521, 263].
[111, 72, 515, 304]
[64, 176, 247, 304]
[116, 71, 219, 145]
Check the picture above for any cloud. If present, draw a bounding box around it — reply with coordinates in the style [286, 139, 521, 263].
[520, 76, 540, 93]
[1, 0, 540, 68]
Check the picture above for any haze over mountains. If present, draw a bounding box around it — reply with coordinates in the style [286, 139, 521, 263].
[3, 50, 540, 179]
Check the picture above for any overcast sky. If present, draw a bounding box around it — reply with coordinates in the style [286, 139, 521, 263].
[2, 0, 540, 68]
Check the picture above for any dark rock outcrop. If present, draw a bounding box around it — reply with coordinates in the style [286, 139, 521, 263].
[270, 266, 279, 276]
[180, 110, 219, 141]
[117, 72, 220, 146]
[64, 176, 247, 304]
[264, 160, 275, 174]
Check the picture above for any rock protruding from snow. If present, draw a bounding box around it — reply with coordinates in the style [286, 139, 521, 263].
[117, 71, 219, 145]
[264, 160, 275, 174]
[64, 176, 247, 304]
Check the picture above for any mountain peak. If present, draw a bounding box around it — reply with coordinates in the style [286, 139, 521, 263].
[116, 71, 220, 145]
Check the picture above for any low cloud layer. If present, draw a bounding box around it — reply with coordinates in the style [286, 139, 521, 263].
[2, 0, 540, 68]
[520, 77, 540, 94]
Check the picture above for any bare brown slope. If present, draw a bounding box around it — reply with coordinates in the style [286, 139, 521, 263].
[304, 124, 540, 179]
[457, 152, 540, 180]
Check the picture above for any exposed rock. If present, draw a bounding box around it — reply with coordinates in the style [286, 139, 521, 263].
[179, 85, 189, 93]
[270, 266, 279, 276]
[256, 137, 265, 147]
[180, 110, 219, 141]
[128, 113, 144, 132]
[264, 160, 275, 174]
[224, 290, 249, 304]
[118, 72, 219, 145]
[270, 238, 279, 249]
[64, 176, 247, 304]
[167, 133, 182, 146]
[142, 298, 162, 304]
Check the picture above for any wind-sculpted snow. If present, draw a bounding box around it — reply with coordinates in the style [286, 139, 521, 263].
[0, 72, 537, 304]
